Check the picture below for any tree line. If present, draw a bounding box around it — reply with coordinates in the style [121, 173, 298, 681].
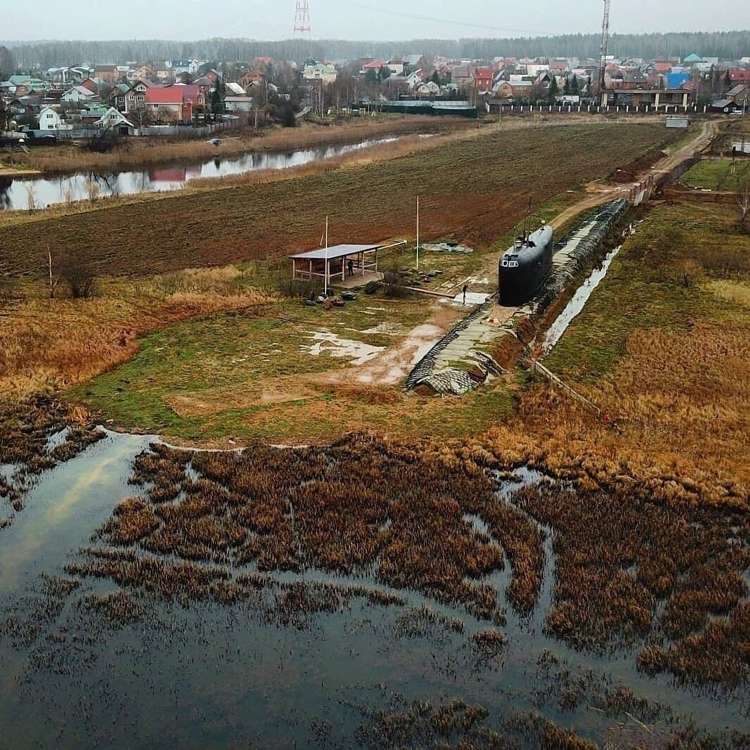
[1, 30, 748, 71]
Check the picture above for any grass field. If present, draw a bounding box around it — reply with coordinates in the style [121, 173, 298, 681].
[72, 293, 518, 442]
[0, 122, 677, 278]
[679, 158, 750, 191]
[534, 201, 750, 488]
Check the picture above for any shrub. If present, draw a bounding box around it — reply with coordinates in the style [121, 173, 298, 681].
[61, 257, 96, 299]
[383, 264, 408, 298]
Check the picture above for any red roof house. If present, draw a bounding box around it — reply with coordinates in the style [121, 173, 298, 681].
[729, 68, 750, 83]
[145, 85, 205, 123]
[474, 67, 495, 90]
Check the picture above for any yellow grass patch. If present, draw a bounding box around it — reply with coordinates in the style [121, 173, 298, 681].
[706, 279, 750, 307]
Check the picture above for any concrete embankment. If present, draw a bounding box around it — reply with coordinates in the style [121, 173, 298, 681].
[406, 199, 629, 396]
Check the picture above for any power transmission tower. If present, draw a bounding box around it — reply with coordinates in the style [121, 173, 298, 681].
[598, 0, 611, 104]
[294, 0, 311, 38]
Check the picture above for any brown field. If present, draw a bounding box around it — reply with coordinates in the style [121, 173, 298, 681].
[0, 122, 677, 278]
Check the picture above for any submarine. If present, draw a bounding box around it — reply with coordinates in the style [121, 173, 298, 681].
[499, 225, 554, 306]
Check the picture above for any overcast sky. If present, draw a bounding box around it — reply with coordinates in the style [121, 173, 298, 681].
[2, 0, 749, 41]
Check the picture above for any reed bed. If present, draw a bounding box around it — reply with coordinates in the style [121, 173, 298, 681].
[93, 434, 514, 621]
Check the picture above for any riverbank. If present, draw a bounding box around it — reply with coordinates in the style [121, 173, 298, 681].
[2, 116, 473, 176]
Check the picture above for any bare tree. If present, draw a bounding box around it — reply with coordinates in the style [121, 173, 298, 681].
[25, 185, 37, 213]
[86, 181, 100, 204]
[47, 245, 61, 299]
[737, 164, 750, 233]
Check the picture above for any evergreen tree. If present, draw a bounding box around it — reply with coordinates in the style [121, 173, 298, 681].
[571, 75, 580, 94]
[563, 77, 571, 95]
[431, 70, 440, 85]
[210, 79, 225, 120]
[548, 76, 559, 103]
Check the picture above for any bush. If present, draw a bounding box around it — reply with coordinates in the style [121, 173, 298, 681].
[84, 130, 120, 153]
[61, 257, 96, 299]
[383, 265, 408, 298]
[276, 276, 321, 299]
[364, 280, 381, 295]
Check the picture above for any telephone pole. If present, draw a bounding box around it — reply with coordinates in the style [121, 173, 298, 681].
[599, 0, 611, 104]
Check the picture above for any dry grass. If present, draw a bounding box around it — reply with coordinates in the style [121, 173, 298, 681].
[526, 201, 750, 498]
[0, 272, 269, 402]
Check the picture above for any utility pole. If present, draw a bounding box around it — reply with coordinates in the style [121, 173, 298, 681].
[324, 215, 329, 296]
[599, 0, 611, 106]
[415, 195, 420, 270]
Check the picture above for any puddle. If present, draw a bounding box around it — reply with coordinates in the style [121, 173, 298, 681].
[302, 331, 384, 366]
[542, 245, 622, 354]
[451, 292, 490, 306]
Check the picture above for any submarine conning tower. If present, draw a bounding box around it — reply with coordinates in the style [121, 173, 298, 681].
[498, 225, 554, 306]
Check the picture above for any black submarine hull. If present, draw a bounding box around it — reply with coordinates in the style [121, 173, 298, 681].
[499, 226, 554, 306]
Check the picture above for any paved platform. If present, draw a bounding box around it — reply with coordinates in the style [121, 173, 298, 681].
[332, 271, 383, 289]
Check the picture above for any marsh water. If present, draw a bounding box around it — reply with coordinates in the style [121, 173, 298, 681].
[542, 245, 622, 355]
[0, 431, 747, 747]
[0, 136, 398, 211]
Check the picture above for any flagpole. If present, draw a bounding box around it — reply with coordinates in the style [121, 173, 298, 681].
[324, 215, 329, 296]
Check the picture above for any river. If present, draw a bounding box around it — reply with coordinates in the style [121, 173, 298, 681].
[0, 136, 398, 211]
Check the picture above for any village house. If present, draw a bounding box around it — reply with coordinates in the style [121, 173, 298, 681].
[61, 85, 98, 104]
[132, 64, 155, 81]
[474, 67, 494, 92]
[37, 106, 69, 131]
[95, 106, 134, 134]
[493, 79, 533, 101]
[450, 65, 473, 87]
[238, 70, 263, 89]
[303, 62, 337, 85]
[224, 95, 254, 113]
[108, 83, 130, 111]
[123, 80, 157, 113]
[386, 59, 405, 76]
[145, 84, 204, 124]
[94, 64, 120, 84]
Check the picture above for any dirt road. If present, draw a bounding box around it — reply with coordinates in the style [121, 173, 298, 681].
[550, 120, 720, 230]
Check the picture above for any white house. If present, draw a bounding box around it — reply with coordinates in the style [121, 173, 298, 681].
[61, 85, 97, 104]
[95, 107, 134, 133]
[386, 59, 405, 76]
[38, 106, 71, 131]
[302, 63, 338, 85]
[224, 96, 254, 113]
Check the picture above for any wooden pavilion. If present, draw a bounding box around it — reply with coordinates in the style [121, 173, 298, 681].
[289, 244, 382, 288]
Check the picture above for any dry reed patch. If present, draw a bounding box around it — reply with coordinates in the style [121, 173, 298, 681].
[77, 435, 532, 620]
[354, 698, 506, 749]
[706, 279, 750, 307]
[7, 117, 468, 175]
[514, 481, 748, 686]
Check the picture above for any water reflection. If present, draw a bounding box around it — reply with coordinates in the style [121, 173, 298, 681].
[0, 176, 11, 210]
[0, 137, 398, 211]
